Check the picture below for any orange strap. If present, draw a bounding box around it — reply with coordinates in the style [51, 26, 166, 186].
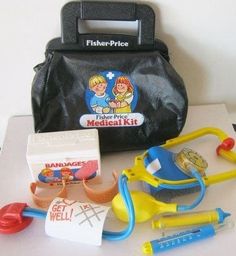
[83, 171, 119, 203]
[30, 172, 118, 206]
[30, 180, 67, 208]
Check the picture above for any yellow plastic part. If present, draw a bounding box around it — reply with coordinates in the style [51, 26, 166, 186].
[123, 155, 236, 188]
[152, 209, 222, 230]
[203, 169, 236, 185]
[112, 191, 177, 223]
[218, 150, 236, 163]
[122, 127, 236, 188]
[115, 127, 236, 224]
[122, 153, 160, 186]
[163, 127, 236, 163]
[142, 242, 153, 255]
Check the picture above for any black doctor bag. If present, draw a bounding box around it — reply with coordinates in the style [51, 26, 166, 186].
[31, 1, 188, 152]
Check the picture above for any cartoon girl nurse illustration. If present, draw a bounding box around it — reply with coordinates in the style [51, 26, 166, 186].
[109, 76, 134, 113]
[89, 74, 111, 114]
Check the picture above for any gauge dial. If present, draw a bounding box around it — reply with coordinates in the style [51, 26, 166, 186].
[175, 148, 208, 177]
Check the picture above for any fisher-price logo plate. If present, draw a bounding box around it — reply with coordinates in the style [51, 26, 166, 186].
[80, 71, 144, 128]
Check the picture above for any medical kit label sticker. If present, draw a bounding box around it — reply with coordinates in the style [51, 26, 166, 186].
[45, 198, 110, 246]
[80, 113, 144, 128]
[80, 70, 144, 128]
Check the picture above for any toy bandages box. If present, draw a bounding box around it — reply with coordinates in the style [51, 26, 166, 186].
[26, 129, 101, 186]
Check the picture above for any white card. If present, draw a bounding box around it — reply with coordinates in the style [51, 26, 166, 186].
[45, 197, 110, 246]
[146, 158, 161, 174]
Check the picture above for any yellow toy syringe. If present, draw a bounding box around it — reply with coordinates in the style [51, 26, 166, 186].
[152, 208, 230, 230]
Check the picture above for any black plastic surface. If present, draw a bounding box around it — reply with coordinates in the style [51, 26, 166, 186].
[59, 1, 155, 48]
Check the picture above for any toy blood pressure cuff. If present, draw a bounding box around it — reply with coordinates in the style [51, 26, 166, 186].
[144, 147, 206, 201]
[31, 1, 188, 152]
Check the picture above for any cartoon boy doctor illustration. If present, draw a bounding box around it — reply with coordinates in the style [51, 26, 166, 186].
[88, 74, 111, 114]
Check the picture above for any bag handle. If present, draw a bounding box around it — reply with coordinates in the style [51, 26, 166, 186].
[61, 1, 155, 46]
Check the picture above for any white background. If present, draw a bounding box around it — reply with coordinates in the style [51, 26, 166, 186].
[0, 0, 236, 147]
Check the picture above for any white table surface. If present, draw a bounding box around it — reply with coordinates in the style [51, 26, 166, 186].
[1, 104, 236, 256]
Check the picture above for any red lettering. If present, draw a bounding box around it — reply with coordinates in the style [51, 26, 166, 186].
[83, 204, 90, 210]
[123, 119, 138, 126]
[50, 211, 71, 221]
[52, 204, 67, 212]
[123, 119, 131, 125]
[87, 120, 95, 126]
[45, 161, 86, 168]
[50, 212, 57, 221]
[85, 117, 139, 127]
[56, 212, 62, 220]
